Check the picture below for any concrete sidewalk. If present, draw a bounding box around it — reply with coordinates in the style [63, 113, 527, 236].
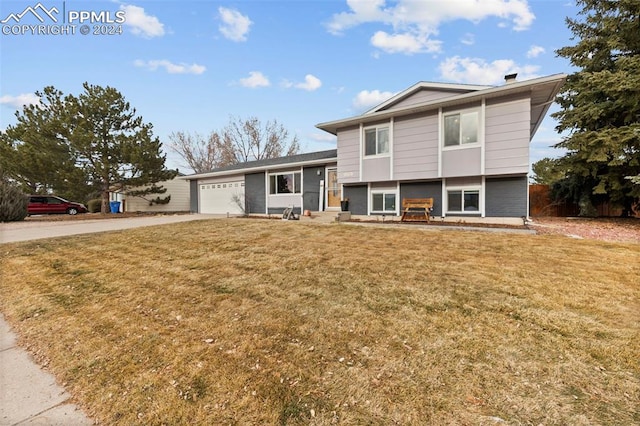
[0, 314, 92, 425]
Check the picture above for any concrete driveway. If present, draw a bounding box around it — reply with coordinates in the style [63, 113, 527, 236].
[0, 213, 219, 244]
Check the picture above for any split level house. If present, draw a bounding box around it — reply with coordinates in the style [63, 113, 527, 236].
[183, 73, 567, 223]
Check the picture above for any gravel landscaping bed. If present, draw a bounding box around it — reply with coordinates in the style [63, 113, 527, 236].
[529, 217, 640, 244]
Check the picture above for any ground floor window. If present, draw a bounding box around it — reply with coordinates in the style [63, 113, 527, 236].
[447, 189, 479, 213]
[371, 192, 396, 213]
[269, 172, 301, 194]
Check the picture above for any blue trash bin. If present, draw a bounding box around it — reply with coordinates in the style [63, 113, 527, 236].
[109, 201, 121, 213]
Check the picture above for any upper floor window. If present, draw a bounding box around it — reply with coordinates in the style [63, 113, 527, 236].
[444, 110, 479, 147]
[364, 126, 389, 156]
[269, 172, 301, 194]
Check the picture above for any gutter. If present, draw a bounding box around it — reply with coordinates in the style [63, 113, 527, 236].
[179, 156, 338, 180]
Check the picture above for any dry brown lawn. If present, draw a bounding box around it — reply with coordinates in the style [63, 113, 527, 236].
[1, 219, 639, 425]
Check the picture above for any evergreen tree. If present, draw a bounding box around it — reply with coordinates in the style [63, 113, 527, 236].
[531, 157, 566, 185]
[553, 0, 640, 215]
[3, 83, 176, 212]
[0, 176, 29, 222]
[0, 87, 85, 197]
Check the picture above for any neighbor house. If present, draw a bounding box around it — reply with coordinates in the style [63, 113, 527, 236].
[184, 73, 566, 223]
[110, 176, 191, 213]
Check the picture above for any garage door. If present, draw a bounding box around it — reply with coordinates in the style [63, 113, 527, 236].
[199, 180, 245, 214]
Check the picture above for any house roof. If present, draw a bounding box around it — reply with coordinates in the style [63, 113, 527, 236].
[316, 73, 567, 137]
[181, 149, 337, 180]
[364, 81, 492, 115]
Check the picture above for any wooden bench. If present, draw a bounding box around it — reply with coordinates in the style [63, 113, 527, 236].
[401, 198, 434, 222]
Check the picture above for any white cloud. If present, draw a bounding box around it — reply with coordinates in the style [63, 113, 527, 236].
[134, 59, 206, 75]
[527, 45, 546, 58]
[0, 93, 40, 108]
[371, 31, 441, 54]
[120, 4, 165, 38]
[460, 33, 475, 46]
[283, 74, 322, 91]
[218, 7, 252, 42]
[438, 56, 540, 85]
[326, 0, 389, 35]
[326, 0, 534, 55]
[239, 71, 270, 88]
[352, 89, 396, 111]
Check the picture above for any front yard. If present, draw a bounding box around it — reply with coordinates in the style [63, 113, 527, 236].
[1, 219, 638, 425]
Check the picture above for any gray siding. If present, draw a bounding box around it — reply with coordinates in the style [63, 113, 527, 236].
[485, 176, 528, 217]
[362, 156, 391, 182]
[382, 89, 470, 112]
[485, 95, 531, 175]
[337, 126, 360, 184]
[245, 172, 266, 214]
[442, 147, 482, 177]
[446, 176, 481, 187]
[267, 192, 301, 210]
[393, 112, 439, 181]
[343, 185, 368, 215]
[189, 180, 198, 213]
[302, 166, 324, 211]
[400, 181, 442, 216]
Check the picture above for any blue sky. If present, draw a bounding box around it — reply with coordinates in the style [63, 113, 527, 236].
[1, 0, 578, 172]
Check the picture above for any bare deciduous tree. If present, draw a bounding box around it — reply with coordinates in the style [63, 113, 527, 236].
[219, 116, 300, 165]
[167, 131, 222, 174]
[170, 117, 300, 173]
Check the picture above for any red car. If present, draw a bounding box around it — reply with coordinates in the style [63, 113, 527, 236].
[28, 195, 88, 215]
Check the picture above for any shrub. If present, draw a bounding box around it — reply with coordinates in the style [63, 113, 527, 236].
[0, 180, 29, 222]
[87, 198, 102, 213]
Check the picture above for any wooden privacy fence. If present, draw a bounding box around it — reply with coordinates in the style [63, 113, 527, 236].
[529, 184, 636, 217]
[529, 184, 579, 217]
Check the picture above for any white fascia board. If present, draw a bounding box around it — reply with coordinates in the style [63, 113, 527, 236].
[179, 157, 338, 181]
[529, 77, 566, 138]
[317, 74, 568, 135]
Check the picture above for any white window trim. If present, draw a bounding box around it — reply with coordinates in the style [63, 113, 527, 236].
[480, 98, 486, 175]
[369, 189, 399, 215]
[438, 109, 443, 178]
[441, 107, 482, 151]
[363, 124, 391, 158]
[359, 124, 364, 182]
[389, 117, 394, 179]
[268, 170, 302, 196]
[264, 171, 269, 213]
[325, 166, 341, 211]
[445, 185, 482, 215]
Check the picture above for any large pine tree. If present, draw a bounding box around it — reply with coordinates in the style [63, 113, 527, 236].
[2, 83, 176, 212]
[0, 87, 85, 199]
[553, 0, 640, 215]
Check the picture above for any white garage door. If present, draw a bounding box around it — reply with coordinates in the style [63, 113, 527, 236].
[199, 180, 245, 214]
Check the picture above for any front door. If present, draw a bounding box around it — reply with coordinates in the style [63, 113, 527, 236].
[326, 168, 341, 209]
